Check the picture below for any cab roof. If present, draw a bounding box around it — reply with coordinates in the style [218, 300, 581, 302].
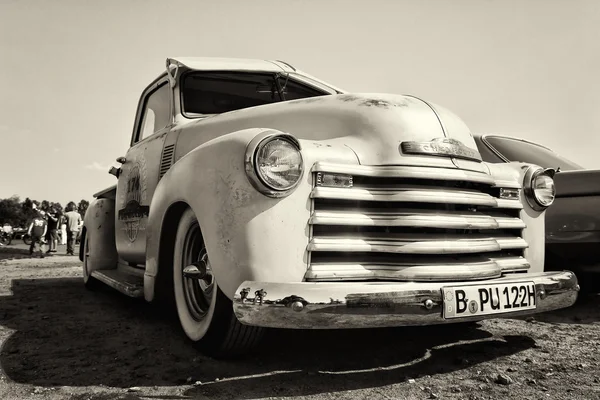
[167, 57, 296, 73]
[166, 57, 345, 93]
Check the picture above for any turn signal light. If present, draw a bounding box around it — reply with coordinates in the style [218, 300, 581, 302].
[499, 188, 520, 200]
[316, 172, 353, 188]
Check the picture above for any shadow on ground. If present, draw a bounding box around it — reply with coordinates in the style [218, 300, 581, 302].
[0, 277, 574, 398]
[0, 245, 80, 261]
[0, 247, 33, 261]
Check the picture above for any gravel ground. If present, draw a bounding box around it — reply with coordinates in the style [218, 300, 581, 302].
[0, 245, 598, 400]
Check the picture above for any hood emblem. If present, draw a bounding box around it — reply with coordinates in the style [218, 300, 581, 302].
[400, 137, 482, 162]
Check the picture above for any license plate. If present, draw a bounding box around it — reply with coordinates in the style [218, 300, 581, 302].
[442, 281, 537, 319]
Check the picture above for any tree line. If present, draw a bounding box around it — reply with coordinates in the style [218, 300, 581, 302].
[0, 196, 90, 228]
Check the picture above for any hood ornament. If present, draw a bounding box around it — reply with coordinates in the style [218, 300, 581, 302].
[400, 137, 482, 162]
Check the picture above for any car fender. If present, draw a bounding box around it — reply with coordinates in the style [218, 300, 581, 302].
[143, 127, 358, 302]
[80, 198, 119, 272]
[490, 161, 547, 273]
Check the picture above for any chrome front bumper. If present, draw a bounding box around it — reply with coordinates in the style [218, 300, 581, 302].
[232, 271, 579, 329]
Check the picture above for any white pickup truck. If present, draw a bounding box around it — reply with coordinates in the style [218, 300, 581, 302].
[81, 57, 579, 358]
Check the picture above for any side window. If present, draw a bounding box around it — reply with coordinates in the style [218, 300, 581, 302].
[137, 82, 171, 142]
[140, 109, 156, 140]
[279, 78, 326, 101]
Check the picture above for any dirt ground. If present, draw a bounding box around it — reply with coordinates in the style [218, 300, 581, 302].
[0, 245, 598, 400]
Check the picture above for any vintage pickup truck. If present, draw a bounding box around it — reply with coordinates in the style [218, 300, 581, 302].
[81, 57, 579, 358]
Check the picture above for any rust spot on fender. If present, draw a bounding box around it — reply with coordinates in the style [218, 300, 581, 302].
[337, 94, 409, 109]
[142, 130, 169, 144]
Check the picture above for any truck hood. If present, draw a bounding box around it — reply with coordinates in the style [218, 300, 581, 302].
[178, 93, 489, 174]
[553, 169, 600, 197]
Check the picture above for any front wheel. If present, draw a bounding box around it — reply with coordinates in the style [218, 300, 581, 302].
[22, 234, 32, 246]
[173, 208, 264, 358]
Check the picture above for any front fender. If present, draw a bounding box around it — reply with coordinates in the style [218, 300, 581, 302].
[487, 161, 547, 273]
[81, 198, 118, 272]
[144, 128, 358, 302]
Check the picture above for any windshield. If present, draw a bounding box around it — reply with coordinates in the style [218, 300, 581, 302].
[484, 136, 583, 171]
[181, 71, 328, 116]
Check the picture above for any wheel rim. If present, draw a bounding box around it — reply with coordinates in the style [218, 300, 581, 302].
[182, 223, 214, 321]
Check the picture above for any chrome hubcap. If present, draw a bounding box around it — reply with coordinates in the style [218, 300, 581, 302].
[182, 224, 214, 321]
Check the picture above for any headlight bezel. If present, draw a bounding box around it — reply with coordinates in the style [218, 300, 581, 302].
[244, 130, 304, 198]
[523, 166, 556, 211]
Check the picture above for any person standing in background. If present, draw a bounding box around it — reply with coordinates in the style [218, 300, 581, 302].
[45, 208, 59, 253]
[2, 223, 13, 236]
[28, 210, 48, 257]
[60, 213, 67, 245]
[64, 204, 82, 256]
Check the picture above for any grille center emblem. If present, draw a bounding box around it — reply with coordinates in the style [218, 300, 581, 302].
[400, 137, 482, 162]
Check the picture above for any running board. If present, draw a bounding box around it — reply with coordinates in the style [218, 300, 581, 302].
[91, 270, 144, 298]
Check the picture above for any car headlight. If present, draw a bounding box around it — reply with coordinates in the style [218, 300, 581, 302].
[523, 166, 556, 210]
[245, 131, 304, 197]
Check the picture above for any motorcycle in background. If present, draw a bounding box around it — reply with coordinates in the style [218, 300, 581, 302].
[0, 231, 13, 246]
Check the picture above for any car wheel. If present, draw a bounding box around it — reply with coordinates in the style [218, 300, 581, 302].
[173, 208, 264, 358]
[82, 233, 100, 290]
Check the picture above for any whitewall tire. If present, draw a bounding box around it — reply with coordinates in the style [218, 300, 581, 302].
[172, 208, 264, 358]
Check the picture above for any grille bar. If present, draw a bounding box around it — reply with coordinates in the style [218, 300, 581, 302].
[312, 162, 511, 186]
[310, 209, 525, 230]
[309, 235, 527, 254]
[306, 256, 529, 281]
[311, 187, 523, 209]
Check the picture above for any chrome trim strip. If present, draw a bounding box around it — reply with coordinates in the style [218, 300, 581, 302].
[306, 260, 502, 281]
[308, 237, 503, 254]
[311, 187, 501, 207]
[310, 210, 525, 230]
[232, 271, 579, 329]
[495, 198, 525, 210]
[305, 256, 530, 281]
[311, 162, 501, 185]
[494, 237, 529, 250]
[492, 256, 530, 271]
[400, 138, 483, 162]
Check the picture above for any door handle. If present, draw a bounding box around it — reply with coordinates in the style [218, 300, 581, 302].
[116, 156, 126, 164]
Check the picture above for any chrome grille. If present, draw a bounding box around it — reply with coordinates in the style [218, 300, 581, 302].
[306, 162, 528, 282]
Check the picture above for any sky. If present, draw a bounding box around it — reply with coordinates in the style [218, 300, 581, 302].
[1, 0, 599, 205]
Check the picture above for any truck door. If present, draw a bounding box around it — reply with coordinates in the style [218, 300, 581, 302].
[115, 76, 172, 264]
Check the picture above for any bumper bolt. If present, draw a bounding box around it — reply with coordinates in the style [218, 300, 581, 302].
[291, 301, 304, 312]
[538, 290, 546, 300]
[424, 299, 434, 310]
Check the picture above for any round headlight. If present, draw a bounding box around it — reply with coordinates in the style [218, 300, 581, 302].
[532, 172, 556, 207]
[245, 131, 304, 197]
[255, 137, 303, 190]
[524, 167, 556, 210]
